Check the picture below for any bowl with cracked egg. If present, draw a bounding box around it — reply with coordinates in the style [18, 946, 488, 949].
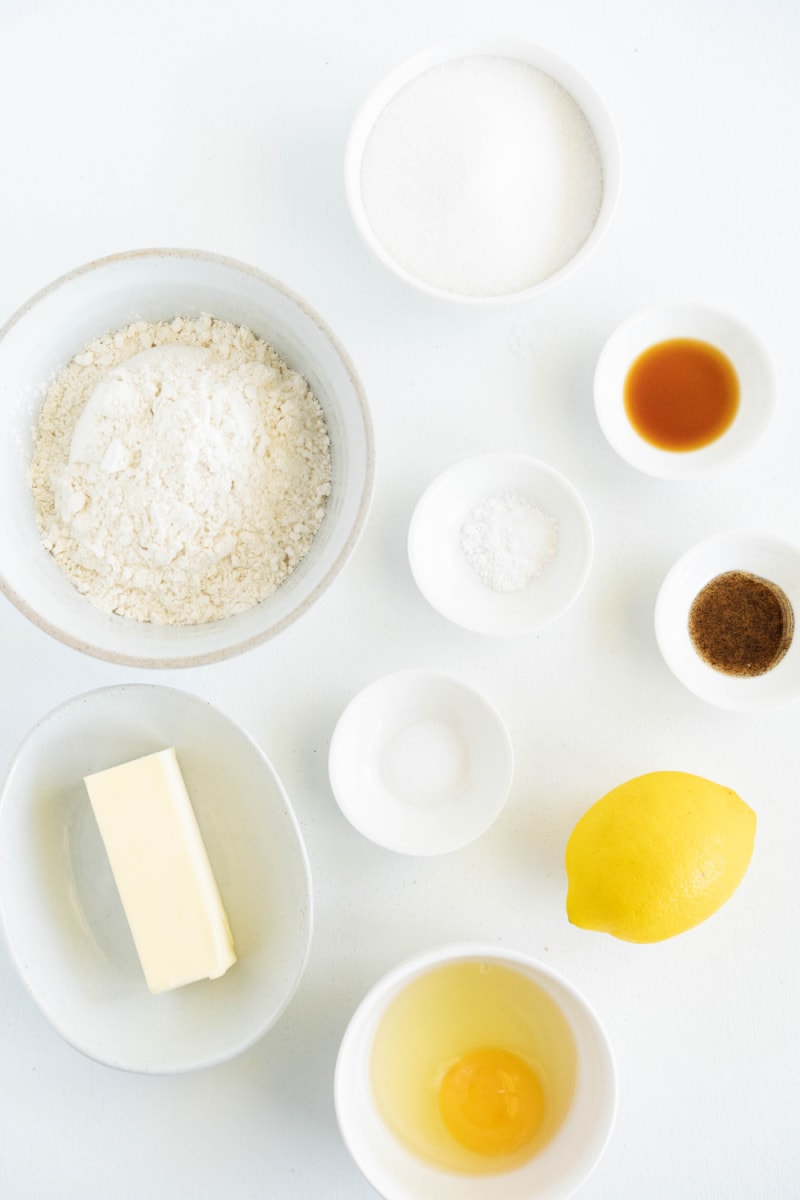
[335, 943, 616, 1200]
[0, 249, 375, 666]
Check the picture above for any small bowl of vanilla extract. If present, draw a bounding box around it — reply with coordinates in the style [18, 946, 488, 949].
[593, 302, 775, 479]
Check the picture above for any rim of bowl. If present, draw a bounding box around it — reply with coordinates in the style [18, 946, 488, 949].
[344, 38, 622, 306]
[0, 247, 376, 668]
[334, 941, 618, 1198]
[328, 668, 515, 855]
[0, 683, 315, 1073]
[593, 301, 776, 480]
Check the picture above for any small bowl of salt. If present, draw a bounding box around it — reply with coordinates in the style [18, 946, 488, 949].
[408, 453, 593, 635]
[328, 669, 513, 855]
[345, 39, 621, 304]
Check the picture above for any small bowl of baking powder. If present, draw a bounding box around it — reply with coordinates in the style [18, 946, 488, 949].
[345, 40, 621, 304]
[408, 453, 593, 635]
[0, 249, 375, 667]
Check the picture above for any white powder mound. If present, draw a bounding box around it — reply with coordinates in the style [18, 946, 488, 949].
[31, 316, 332, 625]
[461, 491, 559, 593]
[360, 55, 604, 298]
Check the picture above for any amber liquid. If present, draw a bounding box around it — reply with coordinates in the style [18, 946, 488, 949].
[624, 337, 739, 451]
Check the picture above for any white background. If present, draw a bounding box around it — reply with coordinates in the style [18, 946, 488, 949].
[1, 0, 798, 1196]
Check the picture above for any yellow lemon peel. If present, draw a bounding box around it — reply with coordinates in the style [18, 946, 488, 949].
[565, 771, 756, 943]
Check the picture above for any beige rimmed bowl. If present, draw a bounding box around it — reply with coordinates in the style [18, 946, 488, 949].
[0, 249, 375, 667]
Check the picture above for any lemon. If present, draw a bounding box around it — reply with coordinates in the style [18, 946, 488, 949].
[565, 771, 756, 943]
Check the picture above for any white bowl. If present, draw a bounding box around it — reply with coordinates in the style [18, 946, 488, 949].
[655, 530, 800, 710]
[0, 248, 375, 667]
[335, 943, 617, 1200]
[328, 669, 513, 855]
[594, 303, 775, 479]
[0, 685, 313, 1073]
[408, 454, 593, 635]
[345, 39, 621, 305]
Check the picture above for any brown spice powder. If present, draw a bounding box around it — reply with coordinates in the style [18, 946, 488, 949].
[688, 570, 794, 677]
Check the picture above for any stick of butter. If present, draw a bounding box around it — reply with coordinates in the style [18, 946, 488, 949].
[84, 747, 237, 995]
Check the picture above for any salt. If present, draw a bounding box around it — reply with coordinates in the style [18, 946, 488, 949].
[380, 718, 468, 807]
[461, 491, 558, 593]
[360, 55, 603, 297]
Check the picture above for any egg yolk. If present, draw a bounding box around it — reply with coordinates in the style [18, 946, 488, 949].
[438, 1047, 544, 1156]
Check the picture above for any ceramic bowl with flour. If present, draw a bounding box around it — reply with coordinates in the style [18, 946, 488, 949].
[0, 249, 375, 667]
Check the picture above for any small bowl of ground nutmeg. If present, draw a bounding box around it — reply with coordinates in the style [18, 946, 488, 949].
[0, 249, 375, 667]
[655, 530, 800, 710]
[594, 303, 776, 479]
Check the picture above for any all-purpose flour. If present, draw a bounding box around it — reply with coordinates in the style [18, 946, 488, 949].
[31, 316, 331, 624]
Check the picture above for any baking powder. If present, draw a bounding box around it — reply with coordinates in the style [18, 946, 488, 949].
[461, 491, 558, 593]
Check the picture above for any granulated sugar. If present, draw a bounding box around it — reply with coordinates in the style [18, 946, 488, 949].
[360, 55, 604, 297]
[31, 316, 331, 625]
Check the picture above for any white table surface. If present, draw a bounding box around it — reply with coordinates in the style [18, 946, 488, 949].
[1, 1, 798, 1196]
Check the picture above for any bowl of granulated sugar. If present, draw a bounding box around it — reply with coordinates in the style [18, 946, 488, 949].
[345, 40, 621, 304]
[408, 453, 593, 635]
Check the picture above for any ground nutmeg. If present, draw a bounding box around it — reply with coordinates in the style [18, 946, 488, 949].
[688, 569, 794, 677]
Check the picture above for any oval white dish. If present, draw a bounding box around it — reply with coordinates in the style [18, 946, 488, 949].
[0, 684, 313, 1073]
